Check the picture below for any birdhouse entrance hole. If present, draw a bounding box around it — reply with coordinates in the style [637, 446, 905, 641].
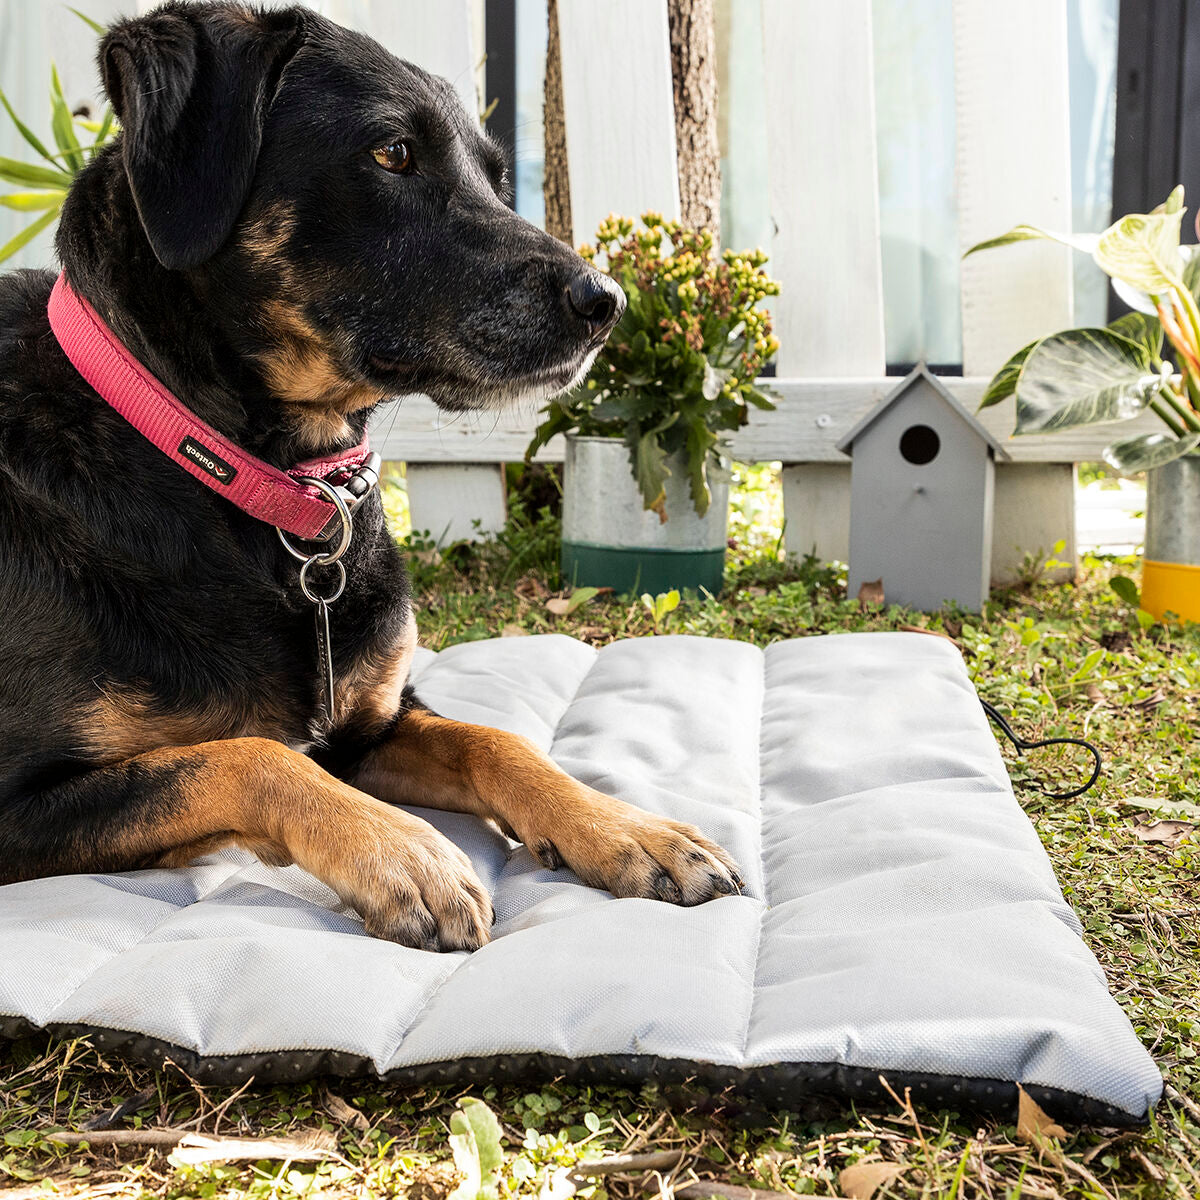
[899, 424, 940, 465]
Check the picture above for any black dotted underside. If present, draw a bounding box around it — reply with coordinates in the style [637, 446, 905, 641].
[0, 1016, 1149, 1128]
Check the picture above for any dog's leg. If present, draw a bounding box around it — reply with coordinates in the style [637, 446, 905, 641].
[353, 708, 744, 905]
[0, 738, 491, 949]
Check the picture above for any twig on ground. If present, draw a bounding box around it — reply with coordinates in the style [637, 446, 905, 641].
[574, 1150, 685, 1176]
[44, 1128, 343, 1165]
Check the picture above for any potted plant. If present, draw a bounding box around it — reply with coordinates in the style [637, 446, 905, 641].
[0, 18, 117, 263]
[527, 213, 779, 595]
[967, 186, 1200, 621]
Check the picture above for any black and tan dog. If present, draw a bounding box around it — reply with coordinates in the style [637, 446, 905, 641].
[0, 1, 741, 949]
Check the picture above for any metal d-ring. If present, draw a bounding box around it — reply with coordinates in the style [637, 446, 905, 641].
[299, 556, 347, 604]
[276, 475, 353, 565]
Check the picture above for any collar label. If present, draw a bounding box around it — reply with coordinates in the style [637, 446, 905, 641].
[178, 436, 237, 485]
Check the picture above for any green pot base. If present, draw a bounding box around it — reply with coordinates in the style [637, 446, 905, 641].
[561, 540, 725, 595]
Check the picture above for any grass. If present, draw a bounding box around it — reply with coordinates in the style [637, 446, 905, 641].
[2, 465, 1198, 1199]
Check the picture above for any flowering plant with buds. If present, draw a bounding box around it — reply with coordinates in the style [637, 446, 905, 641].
[527, 213, 780, 519]
[967, 185, 1200, 473]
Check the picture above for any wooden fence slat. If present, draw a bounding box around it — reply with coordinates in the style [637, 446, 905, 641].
[405, 463, 507, 546]
[557, 0, 680, 247]
[369, 379, 1157, 465]
[761, 0, 886, 564]
[317, 0, 504, 542]
[953, 0, 1078, 583]
[328, 0, 482, 121]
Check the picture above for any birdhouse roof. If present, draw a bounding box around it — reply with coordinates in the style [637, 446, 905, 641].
[835, 364, 1011, 460]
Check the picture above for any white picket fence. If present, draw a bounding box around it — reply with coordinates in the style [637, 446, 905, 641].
[1, 0, 1145, 578]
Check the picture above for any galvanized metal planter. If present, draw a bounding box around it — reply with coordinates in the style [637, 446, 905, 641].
[561, 435, 728, 595]
[1143, 455, 1200, 622]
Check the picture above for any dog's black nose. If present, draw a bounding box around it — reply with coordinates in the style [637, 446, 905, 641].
[565, 271, 625, 339]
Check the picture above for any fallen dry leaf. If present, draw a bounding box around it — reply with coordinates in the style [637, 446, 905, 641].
[1017, 1085, 1069, 1143]
[1132, 819, 1196, 847]
[500, 623, 529, 637]
[839, 1160, 903, 1199]
[546, 597, 571, 615]
[898, 624, 959, 647]
[857, 579, 885, 608]
[322, 1089, 370, 1135]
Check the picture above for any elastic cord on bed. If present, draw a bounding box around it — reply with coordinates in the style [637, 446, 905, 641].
[979, 699, 1103, 800]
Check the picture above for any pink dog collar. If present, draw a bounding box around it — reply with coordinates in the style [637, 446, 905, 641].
[47, 273, 376, 542]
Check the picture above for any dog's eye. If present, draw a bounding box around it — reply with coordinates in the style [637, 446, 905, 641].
[371, 141, 413, 174]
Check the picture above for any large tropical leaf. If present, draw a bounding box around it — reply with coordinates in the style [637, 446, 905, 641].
[1108, 310, 1164, 362]
[1103, 431, 1200, 474]
[979, 340, 1038, 410]
[0, 204, 62, 263]
[0, 156, 72, 188]
[1094, 199, 1185, 294]
[964, 225, 1098, 257]
[1014, 329, 1160, 434]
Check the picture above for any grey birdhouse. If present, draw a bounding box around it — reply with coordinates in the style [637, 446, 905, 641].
[837, 365, 1010, 613]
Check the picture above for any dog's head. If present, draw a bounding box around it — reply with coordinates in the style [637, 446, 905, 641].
[93, 1, 623, 445]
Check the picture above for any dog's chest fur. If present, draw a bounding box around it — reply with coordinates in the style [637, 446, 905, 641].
[0, 271, 414, 790]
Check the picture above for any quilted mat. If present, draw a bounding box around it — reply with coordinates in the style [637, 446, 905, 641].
[0, 632, 1161, 1123]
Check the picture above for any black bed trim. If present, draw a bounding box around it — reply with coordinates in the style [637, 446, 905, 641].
[0, 1016, 1151, 1128]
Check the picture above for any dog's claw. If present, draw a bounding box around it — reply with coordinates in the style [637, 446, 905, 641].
[533, 840, 563, 870]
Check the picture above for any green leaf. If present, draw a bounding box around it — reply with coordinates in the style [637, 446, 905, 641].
[0, 156, 73, 188]
[1094, 202, 1185, 293]
[0, 86, 57, 166]
[1108, 311, 1164, 362]
[447, 1099, 505, 1200]
[68, 7, 108, 35]
[49, 65, 85, 173]
[684, 417, 717, 517]
[1068, 647, 1106, 682]
[1014, 329, 1159, 434]
[0, 191, 64, 211]
[563, 586, 599, 616]
[1110, 575, 1141, 607]
[0, 204, 62, 264]
[640, 589, 680, 628]
[1159, 184, 1185, 215]
[979, 340, 1038, 410]
[1102, 430, 1200, 474]
[964, 225, 1097, 257]
[634, 426, 671, 514]
[744, 387, 776, 411]
[93, 105, 115, 146]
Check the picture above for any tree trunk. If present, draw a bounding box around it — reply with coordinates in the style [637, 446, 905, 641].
[667, 0, 721, 237]
[543, 0, 573, 245]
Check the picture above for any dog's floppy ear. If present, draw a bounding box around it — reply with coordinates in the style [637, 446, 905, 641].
[100, 4, 306, 270]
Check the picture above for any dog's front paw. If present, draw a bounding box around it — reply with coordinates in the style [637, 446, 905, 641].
[322, 805, 494, 950]
[524, 790, 744, 906]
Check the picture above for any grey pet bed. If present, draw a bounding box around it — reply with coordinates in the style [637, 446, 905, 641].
[0, 632, 1161, 1124]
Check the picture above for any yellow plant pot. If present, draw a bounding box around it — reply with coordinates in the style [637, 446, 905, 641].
[1143, 457, 1200, 623]
[1141, 559, 1200, 622]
